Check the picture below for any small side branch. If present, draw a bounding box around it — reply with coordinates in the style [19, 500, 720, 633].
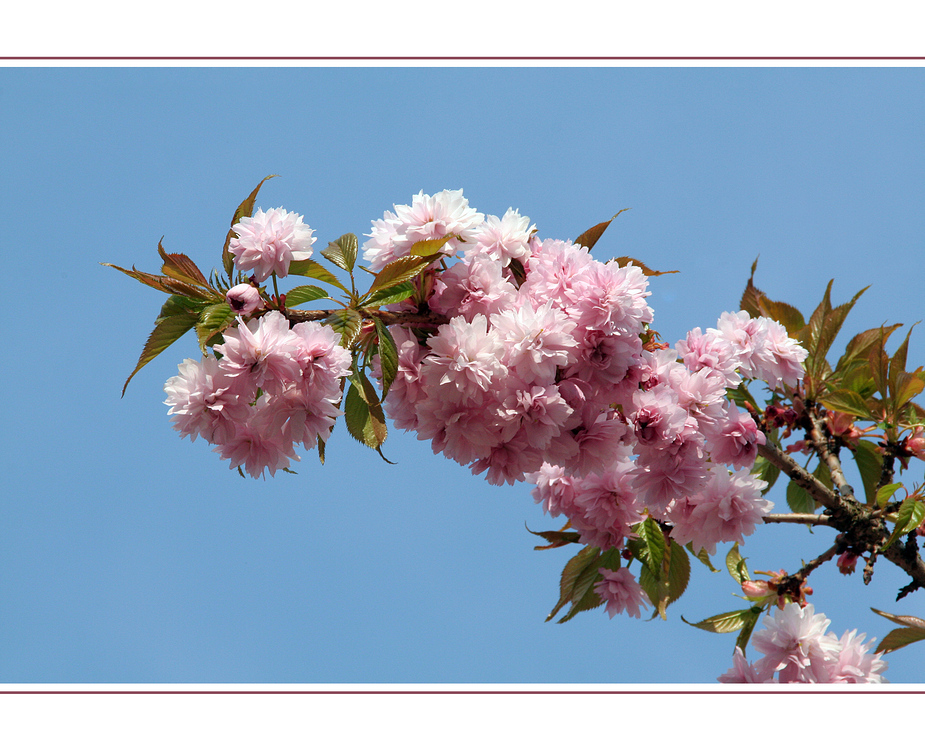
[763, 513, 834, 527]
[806, 410, 859, 505]
[284, 307, 450, 327]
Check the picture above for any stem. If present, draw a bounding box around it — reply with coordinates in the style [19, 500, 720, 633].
[806, 410, 858, 504]
[756, 441, 839, 513]
[283, 307, 451, 328]
[762, 513, 834, 527]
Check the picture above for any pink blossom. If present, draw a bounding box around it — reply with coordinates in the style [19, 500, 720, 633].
[631, 386, 689, 450]
[229, 207, 315, 282]
[424, 314, 507, 398]
[382, 327, 429, 431]
[676, 327, 741, 387]
[751, 603, 841, 683]
[571, 261, 652, 335]
[225, 283, 264, 317]
[567, 461, 645, 550]
[290, 320, 352, 397]
[252, 386, 341, 449]
[826, 630, 888, 683]
[527, 462, 578, 518]
[594, 568, 651, 619]
[667, 466, 771, 555]
[214, 311, 303, 396]
[460, 207, 535, 267]
[429, 255, 517, 321]
[213, 423, 300, 479]
[717, 647, 777, 683]
[706, 403, 766, 469]
[632, 441, 710, 515]
[164, 356, 254, 445]
[362, 189, 484, 272]
[498, 382, 573, 450]
[491, 301, 578, 384]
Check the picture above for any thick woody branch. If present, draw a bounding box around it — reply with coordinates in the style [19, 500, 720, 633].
[756, 441, 841, 514]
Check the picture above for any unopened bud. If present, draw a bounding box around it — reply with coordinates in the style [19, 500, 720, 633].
[226, 283, 264, 317]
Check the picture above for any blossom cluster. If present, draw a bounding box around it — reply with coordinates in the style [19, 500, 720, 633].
[164, 311, 351, 478]
[718, 602, 888, 683]
[367, 190, 807, 572]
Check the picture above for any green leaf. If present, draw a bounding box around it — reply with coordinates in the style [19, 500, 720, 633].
[284, 284, 332, 307]
[725, 543, 750, 584]
[735, 606, 765, 652]
[373, 318, 398, 397]
[409, 236, 456, 257]
[324, 308, 363, 348]
[891, 370, 925, 415]
[628, 518, 667, 574]
[121, 295, 205, 396]
[786, 478, 816, 514]
[687, 543, 719, 572]
[195, 302, 237, 352]
[853, 440, 884, 506]
[288, 258, 350, 294]
[321, 233, 359, 273]
[574, 209, 630, 252]
[681, 607, 760, 635]
[883, 497, 925, 550]
[343, 382, 388, 450]
[367, 253, 443, 296]
[876, 483, 904, 509]
[222, 175, 277, 277]
[558, 547, 625, 624]
[835, 324, 903, 374]
[547, 545, 601, 623]
[818, 389, 873, 420]
[361, 282, 416, 308]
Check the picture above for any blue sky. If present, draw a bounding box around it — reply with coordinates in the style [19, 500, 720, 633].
[2, 66, 924, 685]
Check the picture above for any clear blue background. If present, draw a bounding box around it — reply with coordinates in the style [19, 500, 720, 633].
[1, 66, 923, 683]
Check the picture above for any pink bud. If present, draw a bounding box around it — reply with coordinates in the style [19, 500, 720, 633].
[837, 551, 859, 575]
[741, 580, 771, 598]
[226, 283, 264, 317]
[907, 426, 925, 459]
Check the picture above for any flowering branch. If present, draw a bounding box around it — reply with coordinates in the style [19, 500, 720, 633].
[284, 307, 450, 328]
[762, 513, 834, 526]
[806, 409, 859, 505]
[755, 441, 837, 512]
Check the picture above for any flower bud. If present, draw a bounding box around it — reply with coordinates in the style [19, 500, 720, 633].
[837, 551, 859, 575]
[226, 283, 264, 317]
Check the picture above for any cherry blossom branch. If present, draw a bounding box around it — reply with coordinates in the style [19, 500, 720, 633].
[806, 409, 860, 505]
[284, 307, 450, 327]
[755, 441, 839, 513]
[762, 513, 834, 526]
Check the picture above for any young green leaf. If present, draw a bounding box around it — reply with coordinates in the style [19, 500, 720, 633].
[547, 545, 601, 623]
[734, 606, 765, 652]
[681, 607, 759, 635]
[284, 284, 332, 307]
[373, 317, 398, 397]
[321, 233, 359, 273]
[818, 389, 873, 420]
[409, 236, 456, 257]
[102, 263, 214, 300]
[195, 301, 237, 352]
[367, 253, 443, 296]
[526, 525, 583, 551]
[324, 308, 363, 348]
[725, 543, 750, 584]
[343, 382, 388, 450]
[121, 295, 205, 395]
[687, 543, 719, 572]
[361, 282, 416, 308]
[786, 478, 816, 515]
[288, 258, 350, 293]
[853, 440, 884, 506]
[882, 496, 925, 551]
[876, 482, 904, 509]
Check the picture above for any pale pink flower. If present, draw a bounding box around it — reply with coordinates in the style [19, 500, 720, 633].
[214, 311, 303, 396]
[290, 320, 352, 397]
[753, 318, 807, 389]
[676, 327, 741, 387]
[631, 386, 690, 450]
[667, 466, 771, 555]
[527, 462, 578, 518]
[826, 630, 888, 683]
[594, 568, 651, 619]
[469, 433, 544, 486]
[461, 207, 535, 267]
[252, 386, 342, 449]
[717, 647, 777, 683]
[382, 326, 429, 431]
[520, 238, 595, 309]
[751, 603, 841, 683]
[491, 301, 578, 384]
[225, 283, 264, 317]
[632, 441, 710, 515]
[424, 314, 507, 398]
[213, 423, 300, 479]
[164, 356, 253, 445]
[362, 189, 484, 272]
[706, 403, 767, 469]
[568, 461, 645, 550]
[571, 261, 652, 336]
[498, 382, 573, 449]
[229, 207, 315, 282]
[429, 255, 517, 321]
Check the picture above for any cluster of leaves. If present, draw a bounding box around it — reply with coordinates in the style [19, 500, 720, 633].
[740, 262, 925, 542]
